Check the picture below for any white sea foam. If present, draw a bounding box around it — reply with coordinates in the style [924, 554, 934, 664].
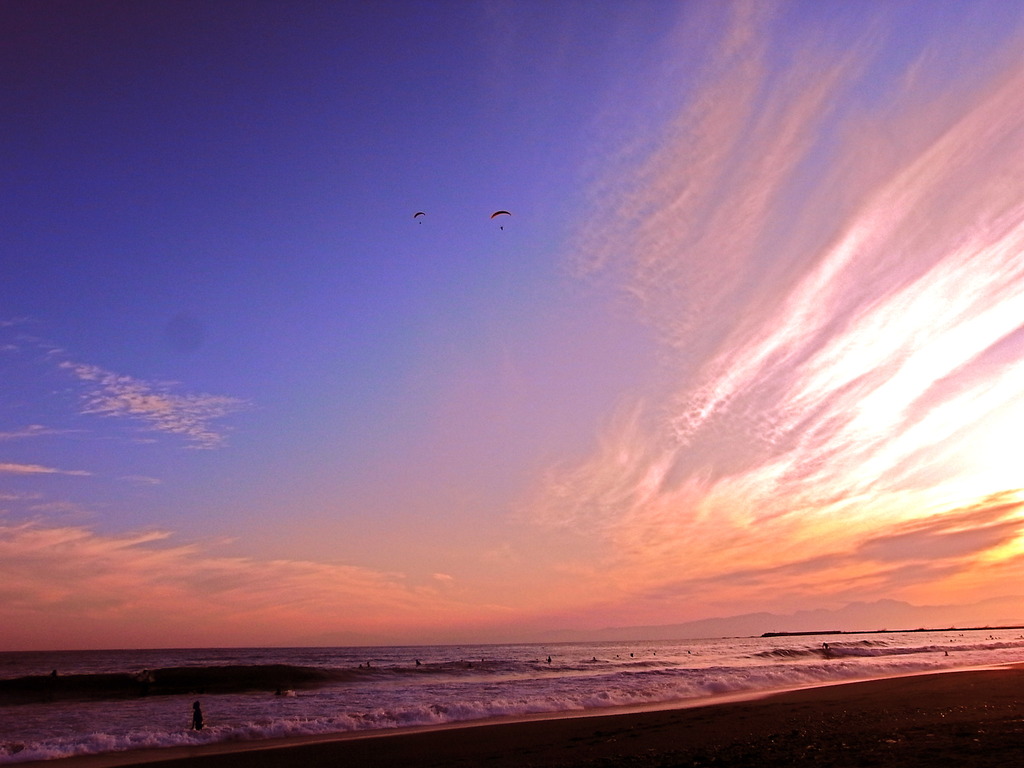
[2, 630, 1022, 763]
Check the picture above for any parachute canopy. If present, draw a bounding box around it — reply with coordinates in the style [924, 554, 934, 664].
[490, 210, 511, 219]
[413, 211, 426, 218]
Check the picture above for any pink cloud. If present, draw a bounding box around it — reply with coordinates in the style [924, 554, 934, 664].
[0, 425, 68, 441]
[0, 462, 91, 476]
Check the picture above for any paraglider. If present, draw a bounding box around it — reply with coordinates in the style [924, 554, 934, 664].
[408, 209, 514, 230]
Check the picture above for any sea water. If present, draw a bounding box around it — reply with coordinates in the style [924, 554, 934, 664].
[2, 629, 1023, 763]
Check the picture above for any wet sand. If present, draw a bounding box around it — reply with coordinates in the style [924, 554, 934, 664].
[37, 665, 1024, 767]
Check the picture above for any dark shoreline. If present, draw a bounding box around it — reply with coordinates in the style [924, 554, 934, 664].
[0, 665, 341, 705]
[30, 665, 1024, 768]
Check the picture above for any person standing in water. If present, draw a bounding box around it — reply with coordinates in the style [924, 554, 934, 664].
[191, 701, 204, 731]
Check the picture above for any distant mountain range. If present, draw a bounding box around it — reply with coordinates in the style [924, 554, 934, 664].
[535, 596, 1024, 643]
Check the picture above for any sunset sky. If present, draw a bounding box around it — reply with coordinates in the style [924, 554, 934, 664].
[3, 0, 1024, 650]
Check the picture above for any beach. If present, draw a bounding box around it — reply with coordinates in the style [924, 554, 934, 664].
[37, 666, 1024, 768]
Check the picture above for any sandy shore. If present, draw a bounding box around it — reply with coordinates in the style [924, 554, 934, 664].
[37, 665, 1024, 768]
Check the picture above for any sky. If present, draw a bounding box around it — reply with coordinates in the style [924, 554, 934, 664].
[3, 0, 1024, 650]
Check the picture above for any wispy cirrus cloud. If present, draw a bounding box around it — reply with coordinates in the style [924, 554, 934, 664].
[1, 325, 246, 450]
[536, 5, 1024, 618]
[59, 361, 247, 449]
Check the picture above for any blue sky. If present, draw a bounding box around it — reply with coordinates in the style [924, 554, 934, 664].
[4, 1, 1024, 649]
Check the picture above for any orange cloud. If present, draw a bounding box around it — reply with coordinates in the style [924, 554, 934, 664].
[0, 522, 510, 650]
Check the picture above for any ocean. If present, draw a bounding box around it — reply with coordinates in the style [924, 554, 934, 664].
[2, 628, 1023, 763]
